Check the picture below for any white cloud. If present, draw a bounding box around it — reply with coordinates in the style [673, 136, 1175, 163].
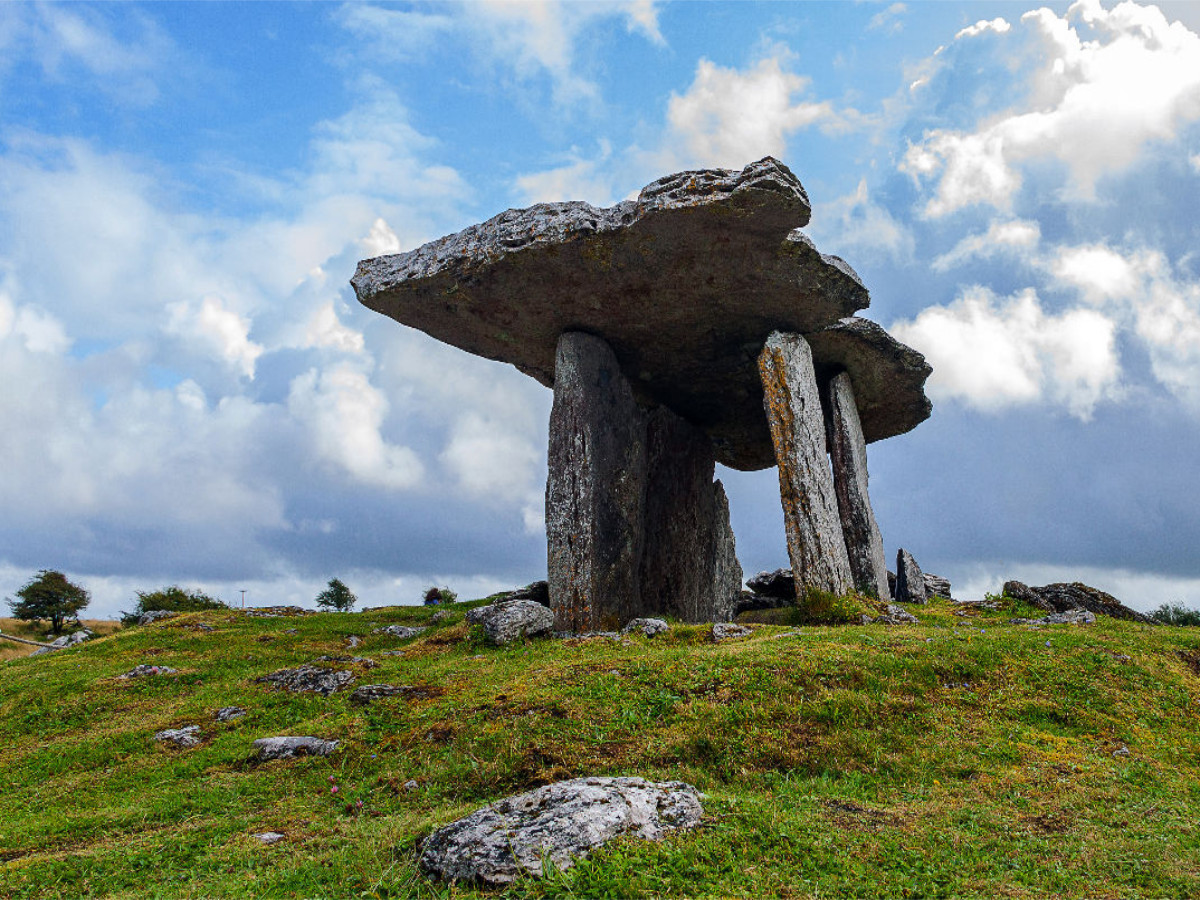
[1050, 243, 1200, 408]
[287, 363, 424, 490]
[304, 302, 365, 354]
[360, 217, 402, 258]
[903, 1, 1200, 216]
[664, 55, 860, 169]
[954, 561, 1200, 612]
[955, 17, 1011, 40]
[892, 286, 1120, 419]
[0, 291, 71, 354]
[440, 411, 541, 504]
[810, 178, 914, 262]
[932, 218, 1041, 271]
[167, 296, 264, 379]
[868, 3, 908, 35]
[1191, 153, 1200, 173]
[514, 141, 616, 205]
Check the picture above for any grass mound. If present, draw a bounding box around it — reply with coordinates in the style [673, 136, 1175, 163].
[2, 597, 1199, 898]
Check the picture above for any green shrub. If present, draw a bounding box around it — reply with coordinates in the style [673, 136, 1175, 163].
[423, 586, 457, 606]
[1149, 602, 1200, 626]
[120, 586, 227, 626]
[7, 570, 90, 634]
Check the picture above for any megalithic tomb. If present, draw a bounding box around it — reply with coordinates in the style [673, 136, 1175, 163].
[352, 157, 932, 630]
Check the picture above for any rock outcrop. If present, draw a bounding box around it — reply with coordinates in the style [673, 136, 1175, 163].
[155, 726, 201, 748]
[923, 573, 952, 600]
[137, 610, 176, 625]
[746, 568, 796, 598]
[620, 618, 670, 637]
[30, 628, 94, 655]
[254, 665, 355, 696]
[373, 625, 427, 639]
[119, 664, 177, 678]
[467, 600, 556, 644]
[419, 777, 703, 884]
[1003, 581, 1151, 623]
[894, 549, 927, 604]
[760, 331, 853, 597]
[252, 736, 338, 760]
[711, 623, 753, 642]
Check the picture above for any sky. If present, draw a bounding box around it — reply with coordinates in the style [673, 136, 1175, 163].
[2, 0, 1199, 619]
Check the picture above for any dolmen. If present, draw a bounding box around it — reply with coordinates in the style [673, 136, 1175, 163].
[353, 157, 931, 630]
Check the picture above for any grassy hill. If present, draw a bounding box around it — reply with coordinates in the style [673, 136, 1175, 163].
[2, 595, 1199, 899]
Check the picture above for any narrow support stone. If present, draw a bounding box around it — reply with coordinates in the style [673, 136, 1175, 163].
[639, 407, 741, 623]
[758, 331, 853, 597]
[546, 332, 648, 632]
[825, 371, 889, 598]
[894, 549, 927, 604]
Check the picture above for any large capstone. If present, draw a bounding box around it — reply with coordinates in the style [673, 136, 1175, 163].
[353, 158, 935, 471]
[826, 372, 889, 598]
[419, 776, 703, 884]
[547, 331, 647, 632]
[639, 406, 740, 623]
[759, 331, 853, 597]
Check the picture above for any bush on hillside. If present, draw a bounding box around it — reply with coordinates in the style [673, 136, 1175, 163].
[120, 586, 228, 626]
[423, 586, 457, 606]
[1149, 602, 1200, 626]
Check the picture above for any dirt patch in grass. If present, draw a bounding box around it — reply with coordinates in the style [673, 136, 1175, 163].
[821, 798, 902, 829]
[1176, 649, 1200, 677]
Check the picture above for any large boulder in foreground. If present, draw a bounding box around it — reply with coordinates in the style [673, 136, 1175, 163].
[419, 776, 703, 884]
[353, 158, 934, 470]
[1003, 581, 1151, 623]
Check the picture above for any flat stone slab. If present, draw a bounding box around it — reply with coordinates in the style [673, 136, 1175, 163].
[252, 736, 338, 760]
[353, 158, 927, 470]
[419, 776, 703, 884]
[254, 665, 355, 695]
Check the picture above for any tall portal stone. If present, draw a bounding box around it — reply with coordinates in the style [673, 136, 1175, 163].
[546, 332, 647, 631]
[826, 372, 889, 598]
[640, 407, 741, 623]
[759, 331, 853, 597]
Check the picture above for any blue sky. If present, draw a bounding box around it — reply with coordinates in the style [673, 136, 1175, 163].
[2, 0, 1199, 618]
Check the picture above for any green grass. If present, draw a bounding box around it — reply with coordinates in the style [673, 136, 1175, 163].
[2, 596, 1200, 898]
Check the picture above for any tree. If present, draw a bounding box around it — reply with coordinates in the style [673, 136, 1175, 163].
[119, 586, 228, 626]
[315, 578, 357, 612]
[7, 570, 90, 635]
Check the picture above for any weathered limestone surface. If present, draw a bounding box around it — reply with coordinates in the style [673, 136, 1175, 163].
[894, 549, 927, 604]
[419, 777, 703, 884]
[353, 158, 895, 471]
[547, 332, 647, 632]
[759, 331, 853, 597]
[1002, 580, 1151, 623]
[826, 372, 889, 598]
[639, 407, 739, 624]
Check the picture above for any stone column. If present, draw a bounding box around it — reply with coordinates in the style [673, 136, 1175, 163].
[639, 406, 742, 623]
[758, 331, 853, 597]
[825, 371, 889, 598]
[546, 331, 648, 632]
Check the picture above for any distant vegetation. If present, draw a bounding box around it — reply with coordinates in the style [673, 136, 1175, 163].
[315, 578, 357, 613]
[5, 570, 90, 634]
[423, 586, 458, 605]
[1150, 601, 1200, 626]
[119, 586, 228, 626]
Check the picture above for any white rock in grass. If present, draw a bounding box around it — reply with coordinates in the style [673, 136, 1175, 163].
[419, 776, 703, 884]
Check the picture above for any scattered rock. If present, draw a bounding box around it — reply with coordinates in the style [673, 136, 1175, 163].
[350, 684, 418, 705]
[430, 610, 449, 623]
[254, 665, 355, 696]
[373, 625, 427, 640]
[894, 549, 927, 604]
[554, 630, 620, 641]
[404, 779, 419, 792]
[1010, 609, 1097, 626]
[215, 706, 246, 722]
[746, 568, 796, 599]
[1113, 746, 1130, 758]
[418, 776, 703, 885]
[494, 581, 551, 607]
[137, 610, 176, 626]
[734, 590, 791, 616]
[254, 832, 286, 845]
[243, 606, 313, 618]
[154, 725, 201, 749]
[345, 635, 361, 648]
[862, 604, 919, 625]
[252, 736, 339, 760]
[621, 618, 669, 637]
[711, 623, 753, 642]
[315, 654, 378, 668]
[283, 628, 299, 634]
[119, 664, 178, 679]
[469, 600, 555, 644]
[30, 628, 95, 655]
[1003, 581, 1151, 623]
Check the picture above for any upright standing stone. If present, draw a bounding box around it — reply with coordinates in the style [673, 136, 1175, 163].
[639, 407, 740, 623]
[710, 479, 741, 622]
[547, 332, 648, 632]
[826, 372, 889, 598]
[894, 549, 927, 604]
[758, 331, 853, 597]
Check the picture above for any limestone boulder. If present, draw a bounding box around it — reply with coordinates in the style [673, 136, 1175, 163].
[419, 776, 703, 884]
[155, 726, 201, 749]
[1002, 581, 1151, 623]
[469, 600, 556, 644]
[621, 618, 670, 637]
[746, 568, 796, 598]
[923, 573, 952, 600]
[711, 623, 753, 642]
[373, 625, 427, 639]
[253, 736, 338, 760]
[137, 610, 176, 625]
[254, 665, 355, 696]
